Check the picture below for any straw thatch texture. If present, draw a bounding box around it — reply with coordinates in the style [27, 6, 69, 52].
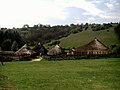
[15, 44, 35, 56]
[47, 45, 63, 55]
[72, 38, 109, 55]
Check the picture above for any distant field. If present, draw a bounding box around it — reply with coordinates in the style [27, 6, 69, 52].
[45, 27, 120, 49]
[0, 58, 120, 90]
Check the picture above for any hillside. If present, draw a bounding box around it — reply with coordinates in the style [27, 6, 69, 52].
[1, 23, 119, 51]
[45, 27, 120, 49]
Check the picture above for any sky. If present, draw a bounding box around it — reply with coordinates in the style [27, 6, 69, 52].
[0, 0, 120, 28]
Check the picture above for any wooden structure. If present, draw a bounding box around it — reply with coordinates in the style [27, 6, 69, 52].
[72, 38, 109, 55]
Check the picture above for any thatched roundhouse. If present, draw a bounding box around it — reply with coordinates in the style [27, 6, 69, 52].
[72, 38, 109, 55]
[47, 44, 64, 55]
[15, 44, 35, 56]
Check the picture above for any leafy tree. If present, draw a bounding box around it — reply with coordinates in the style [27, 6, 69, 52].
[84, 23, 89, 30]
[13, 31, 25, 48]
[103, 23, 112, 29]
[11, 41, 18, 51]
[23, 24, 29, 28]
[1, 39, 12, 51]
[52, 41, 60, 45]
[114, 23, 120, 40]
[114, 23, 120, 54]
[0, 31, 4, 46]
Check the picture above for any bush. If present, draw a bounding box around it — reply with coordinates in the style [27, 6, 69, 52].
[2, 56, 13, 62]
[19, 56, 32, 61]
[46, 53, 120, 61]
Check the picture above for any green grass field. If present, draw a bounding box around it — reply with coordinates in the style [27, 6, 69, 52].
[0, 58, 120, 90]
[45, 27, 120, 49]
[60, 27, 119, 48]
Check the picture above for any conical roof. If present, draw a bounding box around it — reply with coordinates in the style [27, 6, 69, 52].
[74, 38, 108, 51]
[15, 44, 35, 55]
[47, 44, 63, 55]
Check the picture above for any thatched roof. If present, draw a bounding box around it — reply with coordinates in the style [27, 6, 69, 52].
[47, 44, 63, 55]
[74, 38, 108, 51]
[33, 42, 48, 55]
[15, 44, 35, 56]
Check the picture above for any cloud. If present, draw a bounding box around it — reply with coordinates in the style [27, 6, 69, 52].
[0, 0, 119, 28]
[65, 0, 103, 16]
[105, 2, 114, 9]
[86, 0, 102, 4]
[0, 0, 68, 28]
[82, 0, 120, 22]
[105, 0, 119, 10]
[102, 0, 120, 20]
[87, 17, 96, 23]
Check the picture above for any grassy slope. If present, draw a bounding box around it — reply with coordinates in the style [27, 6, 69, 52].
[45, 27, 120, 49]
[60, 27, 119, 48]
[0, 58, 120, 90]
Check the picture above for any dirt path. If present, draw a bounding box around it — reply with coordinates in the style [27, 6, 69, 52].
[31, 57, 43, 62]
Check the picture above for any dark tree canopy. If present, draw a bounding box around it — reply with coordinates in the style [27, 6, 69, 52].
[114, 23, 120, 54]
[1, 39, 12, 51]
[114, 23, 120, 40]
[11, 41, 18, 51]
[0, 30, 25, 51]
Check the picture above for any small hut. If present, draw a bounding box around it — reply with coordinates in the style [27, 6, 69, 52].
[33, 42, 48, 56]
[47, 44, 64, 55]
[15, 44, 35, 57]
[72, 38, 109, 55]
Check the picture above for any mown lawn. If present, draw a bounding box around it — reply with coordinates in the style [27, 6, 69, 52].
[0, 58, 120, 90]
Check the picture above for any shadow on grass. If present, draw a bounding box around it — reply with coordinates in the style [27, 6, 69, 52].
[0, 74, 17, 90]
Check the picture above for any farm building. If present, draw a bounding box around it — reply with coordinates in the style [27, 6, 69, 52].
[72, 38, 109, 55]
[47, 44, 64, 55]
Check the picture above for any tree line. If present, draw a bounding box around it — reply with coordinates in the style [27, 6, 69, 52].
[0, 30, 24, 51]
[114, 23, 120, 54]
[16, 23, 114, 45]
[0, 22, 117, 51]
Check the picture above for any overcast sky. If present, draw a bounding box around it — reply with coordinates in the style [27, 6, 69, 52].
[0, 0, 120, 28]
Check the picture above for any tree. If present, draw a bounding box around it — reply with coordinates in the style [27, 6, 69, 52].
[84, 23, 89, 30]
[51, 41, 60, 45]
[114, 23, 120, 40]
[13, 31, 25, 48]
[114, 23, 120, 54]
[11, 41, 18, 51]
[23, 24, 29, 28]
[0, 55, 4, 65]
[1, 39, 12, 51]
[0, 31, 4, 46]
